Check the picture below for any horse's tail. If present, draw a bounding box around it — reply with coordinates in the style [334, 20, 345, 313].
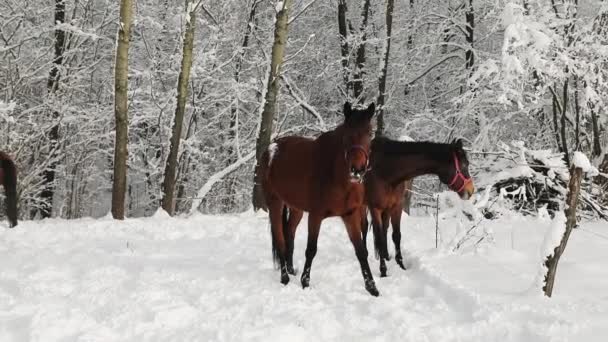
[270, 205, 289, 268]
[1, 156, 18, 228]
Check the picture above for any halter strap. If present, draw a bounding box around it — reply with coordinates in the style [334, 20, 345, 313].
[448, 154, 472, 193]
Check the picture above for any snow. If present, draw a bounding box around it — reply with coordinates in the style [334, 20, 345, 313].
[1, 212, 607, 341]
[275, 1, 284, 13]
[572, 151, 595, 173]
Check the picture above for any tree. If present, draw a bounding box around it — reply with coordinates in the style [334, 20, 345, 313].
[161, 0, 200, 215]
[41, 0, 67, 218]
[376, 0, 394, 136]
[112, 0, 134, 220]
[543, 159, 585, 297]
[252, 0, 294, 211]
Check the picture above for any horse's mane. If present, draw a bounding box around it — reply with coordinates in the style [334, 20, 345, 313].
[372, 137, 452, 161]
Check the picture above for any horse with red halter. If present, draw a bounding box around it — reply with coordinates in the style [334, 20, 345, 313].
[0, 152, 18, 228]
[258, 102, 379, 296]
[363, 137, 474, 276]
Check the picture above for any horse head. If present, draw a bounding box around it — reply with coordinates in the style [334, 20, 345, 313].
[342, 102, 375, 183]
[438, 139, 475, 200]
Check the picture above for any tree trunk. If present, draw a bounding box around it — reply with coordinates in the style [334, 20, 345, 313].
[161, 0, 198, 215]
[252, 0, 293, 211]
[338, 0, 351, 93]
[376, 0, 394, 136]
[543, 165, 583, 297]
[465, 0, 474, 70]
[560, 79, 570, 166]
[41, 0, 67, 218]
[353, 0, 371, 101]
[111, 0, 134, 220]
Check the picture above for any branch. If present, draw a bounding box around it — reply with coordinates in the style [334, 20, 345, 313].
[280, 74, 326, 129]
[289, 0, 321, 24]
[405, 52, 464, 86]
[189, 151, 256, 214]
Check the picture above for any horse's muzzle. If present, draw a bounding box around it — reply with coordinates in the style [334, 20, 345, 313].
[349, 167, 366, 183]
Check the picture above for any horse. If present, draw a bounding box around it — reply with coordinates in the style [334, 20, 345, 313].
[0, 152, 18, 228]
[363, 137, 474, 276]
[257, 102, 379, 296]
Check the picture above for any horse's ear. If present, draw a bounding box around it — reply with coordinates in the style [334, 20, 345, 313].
[343, 102, 352, 119]
[454, 139, 463, 149]
[366, 102, 375, 119]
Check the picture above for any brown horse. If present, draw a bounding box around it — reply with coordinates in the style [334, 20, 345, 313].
[0, 152, 18, 228]
[363, 137, 474, 276]
[258, 102, 379, 296]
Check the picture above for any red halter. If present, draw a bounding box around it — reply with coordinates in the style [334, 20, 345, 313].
[448, 154, 472, 193]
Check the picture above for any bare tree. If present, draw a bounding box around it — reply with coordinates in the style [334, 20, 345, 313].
[252, 0, 294, 210]
[543, 163, 584, 297]
[41, 0, 67, 218]
[112, 0, 134, 219]
[162, 0, 200, 215]
[376, 0, 394, 136]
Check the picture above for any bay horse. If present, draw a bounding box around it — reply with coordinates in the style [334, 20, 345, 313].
[282, 138, 475, 278]
[0, 152, 18, 228]
[363, 137, 474, 276]
[258, 102, 379, 296]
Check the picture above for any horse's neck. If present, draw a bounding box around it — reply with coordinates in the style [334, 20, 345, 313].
[373, 142, 449, 184]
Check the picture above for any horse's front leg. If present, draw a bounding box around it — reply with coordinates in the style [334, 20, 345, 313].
[343, 208, 380, 296]
[301, 213, 322, 289]
[370, 208, 390, 277]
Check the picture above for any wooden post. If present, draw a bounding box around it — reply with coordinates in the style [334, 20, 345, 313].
[543, 165, 583, 297]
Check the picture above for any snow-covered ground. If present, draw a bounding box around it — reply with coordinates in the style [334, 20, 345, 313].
[1, 210, 607, 341]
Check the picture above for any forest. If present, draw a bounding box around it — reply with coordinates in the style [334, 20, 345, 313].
[1, 0, 607, 221]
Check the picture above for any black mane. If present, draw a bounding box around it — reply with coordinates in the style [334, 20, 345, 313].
[372, 137, 452, 161]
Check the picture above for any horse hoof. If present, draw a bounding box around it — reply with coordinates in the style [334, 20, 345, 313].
[380, 271, 387, 278]
[365, 280, 380, 297]
[301, 277, 310, 289]
[396, 257, 406, 270]
[281, 274, 290, 285]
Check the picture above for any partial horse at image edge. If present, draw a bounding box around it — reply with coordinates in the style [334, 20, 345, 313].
[0, 152, 18, 228]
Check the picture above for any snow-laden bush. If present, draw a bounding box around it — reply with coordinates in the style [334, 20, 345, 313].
[473, 142, 605, 220]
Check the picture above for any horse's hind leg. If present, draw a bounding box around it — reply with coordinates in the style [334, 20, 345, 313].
[390, 205, 406, 270]
[343, 208, 379, 296]
[269, 199, 290, 285]
[300, 213, 322, 289]
[370, 208, 390, 277]
[285, 207, 303, 275]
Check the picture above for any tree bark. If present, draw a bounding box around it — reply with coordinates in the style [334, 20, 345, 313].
[112, 0, 134, 220]
[560, 79, 570, 166]
[465, 0, 474, 70]
[543, 165, 583, 297]
[376, 0, 394, 136]
[161, 0, 198, 215]
[353, 0, 371, 101]
[41, 0, 67, 218]
[338, 0, 351, 93]
[252, 0, 293, 211]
